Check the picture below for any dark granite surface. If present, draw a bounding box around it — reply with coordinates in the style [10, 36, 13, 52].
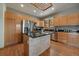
[29, 34, 51, 38]
[55, 30, 79, 33]
[24, 29, 79, 38]
[24, 32, 53, 38]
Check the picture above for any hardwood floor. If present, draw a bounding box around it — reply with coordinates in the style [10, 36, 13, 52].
[40, 48, 50, 56]
[50, 41, 79, 56]
[0, 40, 79, 56]
[0, 43, 24, 56]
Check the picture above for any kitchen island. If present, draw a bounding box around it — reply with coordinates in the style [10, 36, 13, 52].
[29, 34, 50, 56]
[23, 32, 51, 56]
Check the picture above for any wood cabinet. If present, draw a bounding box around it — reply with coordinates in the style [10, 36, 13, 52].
[67, 33, 79, 48]
[4, 11, 43, 47]
[5, 11, 22, 46]
[39, 21, 44, 27]
[67, 13, 79, 25]
[53, 16, 67, 26]
[57, 32, 68, 44]
[23, 34, 29, 56]
[56, 32, 79, 48]
[53, 17, 59, 26]
[59, 16, 67, 26]
[52, 13, 79, 26]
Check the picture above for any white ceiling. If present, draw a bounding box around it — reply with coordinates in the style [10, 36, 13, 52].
[6, 3, 79, 18]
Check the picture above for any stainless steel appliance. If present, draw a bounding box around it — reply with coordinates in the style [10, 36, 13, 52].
[21, 20, 44, 37]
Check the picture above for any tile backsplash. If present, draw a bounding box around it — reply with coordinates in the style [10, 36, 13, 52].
[55, 25, 79, 31]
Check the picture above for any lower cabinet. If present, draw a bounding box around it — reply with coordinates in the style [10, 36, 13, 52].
[29, 35, 50, 56]
[67, 33, 79, 48]
[57, 32, 79, 48]
[23, 34, 29, 56]
[57, 32, 68, 44]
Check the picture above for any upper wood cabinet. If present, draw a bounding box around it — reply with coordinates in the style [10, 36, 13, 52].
[67, 13, 79, 25]
[39, 21, 44, 27]
[60, 16, 67, 26]
[52, 13, 79, 26]
[53, 16, 60, 26]
[53, 16, 67, 26]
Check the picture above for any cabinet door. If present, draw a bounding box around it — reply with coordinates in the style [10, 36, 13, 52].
[23, 34, 29, 56]
[59, 17, 63, 26]
[4, 12, 22, 46]
[63, 33, 68, 44]
[5, 16, 18, 46]
[53, 17, 60, 26]
[58, 32, 63, 43]
[58, 16, 67, 26]
[53, 16, 68, 26]
[39, 21, 44, 27]
[57, 17, 60, 26]
[67, 15, 74, 25]
[68, 33, 79, 48]
[63, 16, 67, 26]
[73, 13, 79, 25]
[57, 17, 61, 26]
[67, 13, 79, 25]
[58, 32, 68, 44]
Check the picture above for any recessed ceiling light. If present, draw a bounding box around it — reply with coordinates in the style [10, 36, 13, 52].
[52, 7, 54, 10]
[20, 4, 24, 7]
[33, 10, 36, 13]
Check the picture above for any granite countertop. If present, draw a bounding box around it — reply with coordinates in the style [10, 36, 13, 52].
[24, 31, 53, 38]
[31, 32, 53, 38]
[55, 30, 79, 33]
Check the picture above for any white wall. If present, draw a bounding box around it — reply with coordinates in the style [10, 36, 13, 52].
[0, 4, 6, 48]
